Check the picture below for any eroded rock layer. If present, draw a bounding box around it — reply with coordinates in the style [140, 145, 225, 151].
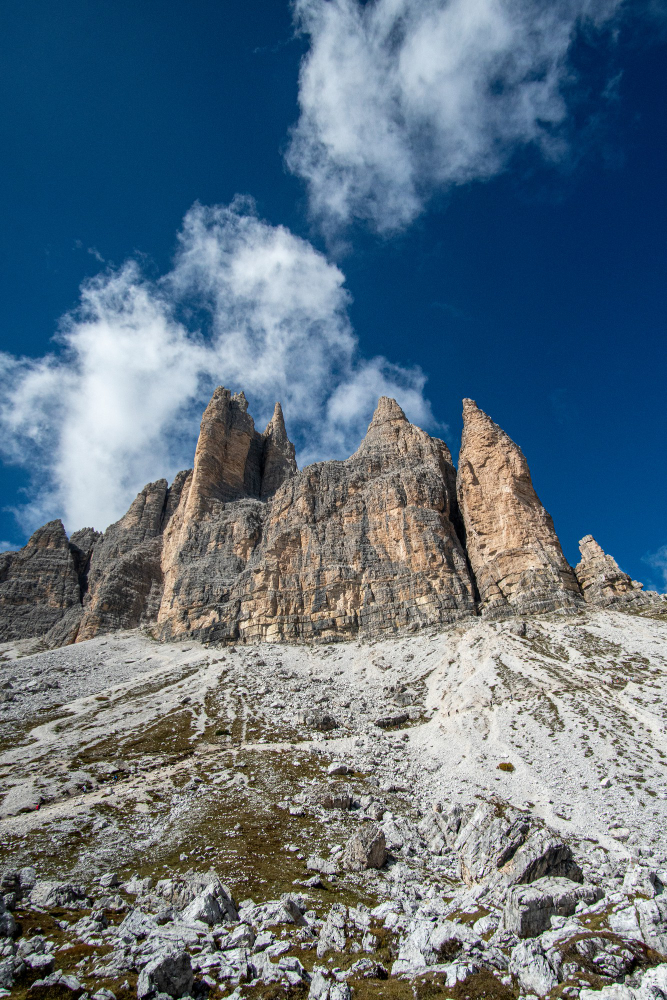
[0, 521, 82, 641]
[156, 396, 476, 642]
[575, 535, 648, 608]
[1, 387, 659, 648]
[457, 399, 583, 617]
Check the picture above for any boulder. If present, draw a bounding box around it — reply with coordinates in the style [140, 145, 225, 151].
[503, 877, 604, 937]
[136, 949, 194, 999]
[181, 880, 239, 925]
[455, 802, 582, 897]
[317, 904, 347, 958]
[0, 897, 16, 937]
[307, 783, 352, 810]
[392, 919, 481, 974]
[509, 939, 558, 996]
[29, 881, 87, 908]
[636, 897, 667, 956]
[341, 824, 387, 872]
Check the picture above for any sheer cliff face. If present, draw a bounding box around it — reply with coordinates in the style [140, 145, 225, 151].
[0, 521, 82, 641]
[456, 399, 583, 616]
[4, 386, 658, 649]
[156, 395, 476, 642]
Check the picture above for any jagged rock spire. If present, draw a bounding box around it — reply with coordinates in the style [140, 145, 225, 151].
[261, 401, 297, 500]
[457, 398, 583, 616]
[575, 535, 644, 606]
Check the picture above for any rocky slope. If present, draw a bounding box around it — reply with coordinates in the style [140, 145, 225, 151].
[1, 606, 667, 1000]
[0, 390, 662, 648]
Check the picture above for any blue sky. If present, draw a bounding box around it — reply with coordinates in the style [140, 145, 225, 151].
[0, 0, 665, 590]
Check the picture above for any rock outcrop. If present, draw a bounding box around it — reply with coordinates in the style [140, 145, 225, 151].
[2, 387, 659, 648]
[75, 474, 190, 642]
[156, 394, 476, 643]
[457, 399, 583, 616]
[575, 535, 647, 607]
[0, 521, 82, 642]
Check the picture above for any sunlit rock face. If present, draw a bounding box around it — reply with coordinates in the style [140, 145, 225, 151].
[4, 386, 662, 648]
[156, 394, 476, 643]
[456, 399, 583, 617]
[574, 534, 648, 608]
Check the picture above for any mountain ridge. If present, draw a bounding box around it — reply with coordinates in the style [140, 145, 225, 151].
[0, 389, 662, 648]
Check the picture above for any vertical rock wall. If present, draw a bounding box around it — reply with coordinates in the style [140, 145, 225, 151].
[457, 399, 583, 616]
[0, 521, 82, 641]
[3, 386, 657, 649]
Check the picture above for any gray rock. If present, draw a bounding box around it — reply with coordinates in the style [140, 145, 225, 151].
[307, 783, 352, 810]
[303, 710, 339, 732]
[341, 824, 386, 872]
[306, 856, 339, 877]
[29, 880, 86, 908]
[392, 918, 481, 974]
[136, 949, 194, 999]
[0, 898, 16, 937]
[455, 802, 582, 897]
[0, 956, 14, 990]
[29, 970, 84, 994]
[503, 877, 603, 937]
[509, 939, 558, 996]
[317, 904, 347, 958]
[181, 880, 238, 925]
[98, 872, 119, 889]
[636, 897, 667, 955]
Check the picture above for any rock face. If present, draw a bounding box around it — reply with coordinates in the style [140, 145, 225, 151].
[2, 387, 658, 648]
[457, 399, 583, 616]
[156, 394, 475, 643]
[76, 473, 190, 642]
[0, 521, 82, 642]
[575, 535, 647, 607]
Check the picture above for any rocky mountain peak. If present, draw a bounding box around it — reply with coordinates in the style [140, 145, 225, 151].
[575, 534, 645, 607]
[458, 399, 583, 616]
[354, 395, 454, 470]
[260, 401, 297, 500]
[1, 387, 663, 648]
[263, 400, 284, 435]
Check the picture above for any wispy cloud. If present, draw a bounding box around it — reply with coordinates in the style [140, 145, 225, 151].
[0, 542, 19, 553]
[287, 0, 624, 234]
[643, 544, 667, 594]
[0, 198, 434, 536]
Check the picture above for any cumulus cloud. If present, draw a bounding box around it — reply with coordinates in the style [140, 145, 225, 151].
[0, 199, 434, 535]
[287, 0, 624, 233]
[643, 545, 667, 594]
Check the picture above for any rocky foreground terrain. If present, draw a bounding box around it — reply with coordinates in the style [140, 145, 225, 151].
[1, 600, 667, 1000]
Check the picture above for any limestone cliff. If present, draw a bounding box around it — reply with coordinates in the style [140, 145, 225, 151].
[575, 535, 647, 608]
[0, 521, 82, 641]
[457, 399, 583, 616]
[2, 387, 659, 648]
[75, 474, 190, 642]
[156, 395, 476, 642]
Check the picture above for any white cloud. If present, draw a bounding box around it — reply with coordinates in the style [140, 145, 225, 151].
[0, 542, 19, 553]
[643, 545, 667, 594]
[287, 0, 624, 233]
[0, 199, 434, 535]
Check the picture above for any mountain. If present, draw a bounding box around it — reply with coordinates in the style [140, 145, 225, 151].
[0, 389, 661, 648]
